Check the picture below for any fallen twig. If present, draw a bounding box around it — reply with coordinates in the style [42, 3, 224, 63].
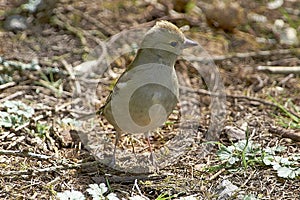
[0, 150, 52, 160]
[92, 173, 165, 184]
[0, 82, 16, 90]
[71, 7, 114, 37]
[52, 12, 89, 53]
[6, 136, 25, 150]
[0, 161, 100, 177]
[185, 48, 300, 63]
[14, 114, 45, 132]
[61, 59, 81, 95]
[179, 85, 300, 120]
[257, 66, 300, 74]
[208, 168, 226, 181]
[269, 126, 300, 142]
[0, 91, 25, 103]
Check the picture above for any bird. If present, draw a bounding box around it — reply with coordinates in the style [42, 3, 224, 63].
[97, 20, 198, 166]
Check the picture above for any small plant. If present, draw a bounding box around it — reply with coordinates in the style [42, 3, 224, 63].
[270, 97, 300, 129]
[58, 117, 82, 128]
[0, 101, 35, 128]
[0, 57, 14, 84]
[36, 122, 50, 138]
[242, 194, 259, 200]
[217, 139, 300, 179]
[57, 190, 85, 200]
[86, 183, 110, 199]
[22, 0, 42, 13]
[155, 193, 174, 200]
[262, 148, 300, 178]
[57, 183, 127, 200]
[56, 183, 199, 200]
[217, 140, 262, 168]
[36, 71, 63, 97]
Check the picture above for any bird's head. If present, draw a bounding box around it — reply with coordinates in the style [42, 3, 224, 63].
[141, 21, 198, 55]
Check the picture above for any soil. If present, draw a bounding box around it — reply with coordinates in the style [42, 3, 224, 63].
[0, 0, 300, 199]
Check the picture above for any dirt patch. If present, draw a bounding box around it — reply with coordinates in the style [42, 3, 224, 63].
[0, 0, 300, 199]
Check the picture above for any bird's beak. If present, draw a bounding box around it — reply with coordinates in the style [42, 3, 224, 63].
[183, 38, 198, 49]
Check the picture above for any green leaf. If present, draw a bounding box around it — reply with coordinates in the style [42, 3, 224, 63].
[0, 111, 9, 118]
[217, 146, 233, 160]
[3, 101, 34, 118]
[264, 146, 286, 155]
[276, 166, 300, 179]
[107, 193, 119, 200]
[228, 156, 239, 165]
[243, 194, 259, 200]
[263, 155, 275, 166]
[291, 155, 300, 161]
[275, 146, 287, 152]
[280, 157, 291, 165]
[0, 119, 13, 127]
[277, 166, 293, 178]
[86, 183, 107, 199]
[3, 100, 18, 108]
[272, 163, 281, 170]
[0, 112, 14, 127]
[234, 140, 247, 152]
[57, 190, 85, 200]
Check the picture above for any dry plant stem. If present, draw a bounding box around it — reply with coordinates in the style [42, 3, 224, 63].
[228, 170, 257, 199]
[0, 161, 99, 177]
[71, 7, 114, 36]
[257, 66, 300, 74]
[0, 150, 52, 160]
[0, 82, 16, 90]
[61, 59, 81, 95]
[51, 14, 89, 53]
[0, 91, 25, 103]
[55, 98, 82, 112]
[54, 9, 107, 48]
[46, 176, 61, 187]
[240, 170, 256, 188]
[45, 131, 58, 155]
[208, 168, 226, 181]
[94, 174, 164, 184]
[278, 74, 294, 86]
[180, 86, 300, 119]
[7, 136, 25, 149]
[269, 126, 300, 142]
[186, 48, 300, 63]
[133, 179, 149, 200]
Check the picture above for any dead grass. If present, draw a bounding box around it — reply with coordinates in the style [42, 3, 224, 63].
[0, 0, 300, 199]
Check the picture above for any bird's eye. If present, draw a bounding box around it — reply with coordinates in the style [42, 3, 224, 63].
[170, 41, 178, 47]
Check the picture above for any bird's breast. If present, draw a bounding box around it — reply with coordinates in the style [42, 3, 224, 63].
[106, 63, 179, 133]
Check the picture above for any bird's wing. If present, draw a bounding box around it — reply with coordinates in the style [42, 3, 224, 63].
[97, 64, 133, 115]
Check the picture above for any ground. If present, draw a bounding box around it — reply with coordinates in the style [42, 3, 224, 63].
[0, 0, 300, 199]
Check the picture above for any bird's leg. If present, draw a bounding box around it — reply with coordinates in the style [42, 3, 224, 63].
[145, 131, 156, 165]
[129, 135, 138, 161]
[109, 130, 121, 167]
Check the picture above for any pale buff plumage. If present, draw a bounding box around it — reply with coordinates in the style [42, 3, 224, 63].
[99, 20, 198, 166]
